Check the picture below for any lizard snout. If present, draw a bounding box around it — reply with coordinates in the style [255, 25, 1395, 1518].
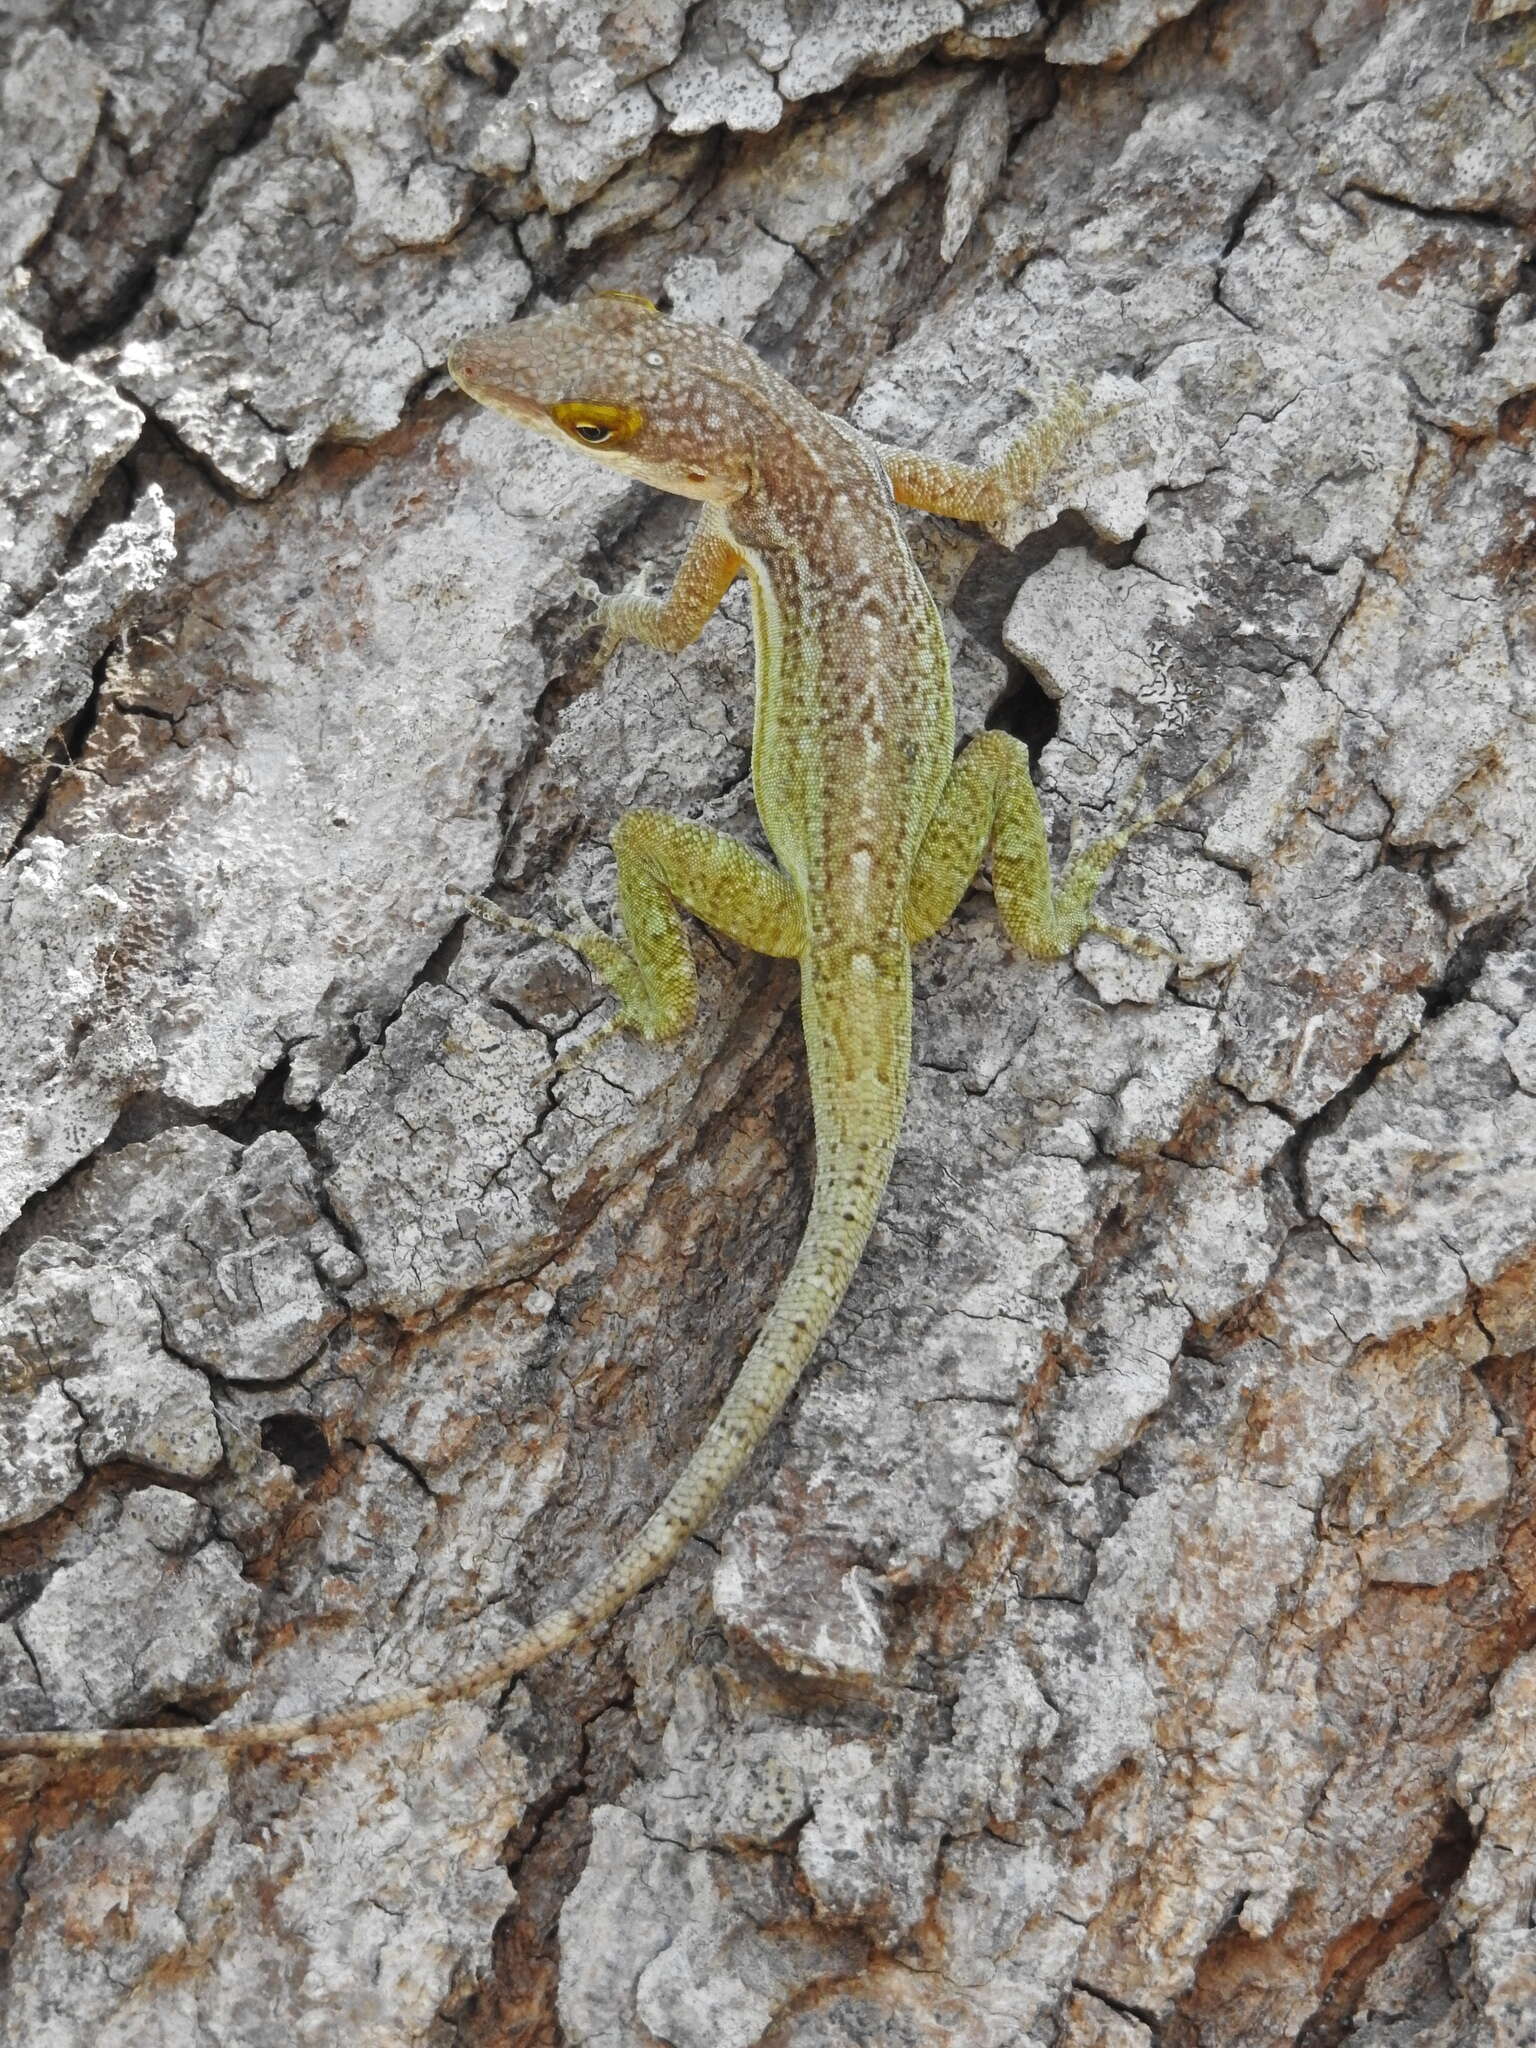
[446, 328, 543, 421]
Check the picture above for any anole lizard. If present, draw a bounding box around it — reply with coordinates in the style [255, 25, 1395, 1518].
[0, 293, 1228, 1756]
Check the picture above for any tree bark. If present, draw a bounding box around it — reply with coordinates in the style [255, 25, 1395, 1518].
[2, 1, 1534, 2042]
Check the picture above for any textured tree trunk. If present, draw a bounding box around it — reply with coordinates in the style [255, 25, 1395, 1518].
[2, 1, 1534, 2042]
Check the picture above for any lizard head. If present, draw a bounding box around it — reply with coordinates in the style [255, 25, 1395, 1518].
[447, 294, 767, 505]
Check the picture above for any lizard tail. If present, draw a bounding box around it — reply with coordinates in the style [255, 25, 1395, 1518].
[0, 967, 910, 1757]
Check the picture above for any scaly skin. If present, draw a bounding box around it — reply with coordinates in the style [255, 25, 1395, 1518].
[0, 295, 1229, 1756]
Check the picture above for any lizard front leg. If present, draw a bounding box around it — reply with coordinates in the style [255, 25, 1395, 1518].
[875, 384, 1103, 540]
[904, 729, 1229, 957]
[592, 511, 742, 666]
[468, 811, 804, 1045]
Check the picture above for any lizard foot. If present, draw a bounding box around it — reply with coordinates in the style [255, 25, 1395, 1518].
[590, 563, 653, 671]
[452, 886, 635, 986]
[450, 886, 653, 1082]
[1055, 734, 1242, 956]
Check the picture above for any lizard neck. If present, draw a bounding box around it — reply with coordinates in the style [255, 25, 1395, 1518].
[727, 415, 895, 564]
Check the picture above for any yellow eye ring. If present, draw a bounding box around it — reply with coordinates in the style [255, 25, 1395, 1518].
[550, 401, 643, 447]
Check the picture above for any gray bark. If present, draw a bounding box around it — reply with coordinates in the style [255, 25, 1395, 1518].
[1, 0, 1534, 2042]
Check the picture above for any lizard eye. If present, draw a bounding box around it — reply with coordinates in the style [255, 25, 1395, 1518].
[551, 400, 643, 447]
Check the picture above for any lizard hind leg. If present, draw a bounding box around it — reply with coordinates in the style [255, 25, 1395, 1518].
[457, 810, 804, 1067]
[904, 729, 1236, 961]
